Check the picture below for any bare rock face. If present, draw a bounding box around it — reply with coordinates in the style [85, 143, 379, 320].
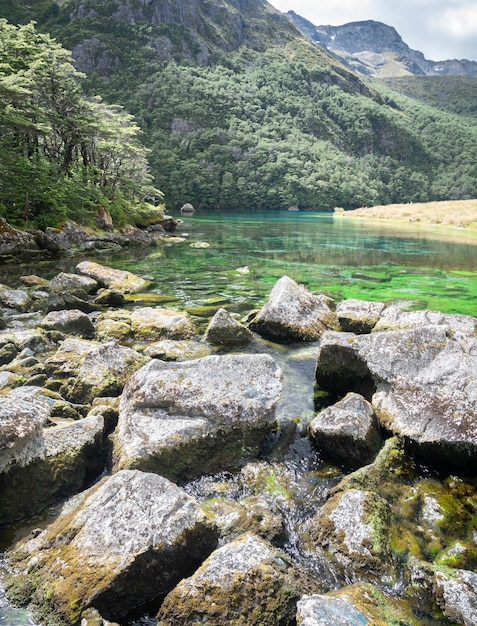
[157, 533, 303, 625]
[6, 470, 218, 625]
[315, 324, 477, 470]
[114, 353, 282, 480]
[76, 261, 149, 293]
[309, 392, 382, 468]
[372, 306, 477, 335]
[46, 338, 147, 403]
[249, 276, 338, 342]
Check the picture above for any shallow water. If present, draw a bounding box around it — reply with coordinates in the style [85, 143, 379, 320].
[121, 209, 477, 320]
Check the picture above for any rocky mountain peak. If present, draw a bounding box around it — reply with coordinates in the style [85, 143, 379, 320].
[287, 11, 477, 77]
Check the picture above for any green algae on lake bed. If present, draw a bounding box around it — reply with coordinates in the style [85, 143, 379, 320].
[110, 210, 477, 321]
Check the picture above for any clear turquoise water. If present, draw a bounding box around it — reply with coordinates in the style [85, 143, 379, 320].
[120, 209, 477, 322]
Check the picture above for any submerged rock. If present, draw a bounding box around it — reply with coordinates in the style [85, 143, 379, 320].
[249, 276, 338, 342]
[309, 392, 382, 468]
[6, 470, 218, 625]
[114, 353, 282, 480]
[157, 533, 304, 625]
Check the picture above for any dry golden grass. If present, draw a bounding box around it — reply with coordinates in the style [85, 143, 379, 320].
[335, 199, 477, 243]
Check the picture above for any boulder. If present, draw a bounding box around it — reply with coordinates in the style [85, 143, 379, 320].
[0, 218, 39, 258]
[249, 276, 337, 342]
[114, 353, 282, 480]
[297, 594, 373, 626]
[0, 284, 32, 312]
[157, 533, 303, 625]
[315, 326, 477, 470]
[48, 271, 99, 296]
[40, 309, 95, 338]
[6, 470, 218, 625]
[203, 307, 254, 346]
[336, 298, 386, 334]
[309, 392, 382, 468]
[46, 291, 96, 314]
[76, 261, 149, 293]
[0, 328, 49, 354]
[130, 306, 195, 341]
[301, 488, 391, 583]
[0, 414, 105, 527]
[373, 306, 477, 335]
[46, 338, 147, 403]
[434, 568, 477, 626]
[19, 275, 50, 288]
[144, 339, 212, 360]
[0, 386, 50, 474]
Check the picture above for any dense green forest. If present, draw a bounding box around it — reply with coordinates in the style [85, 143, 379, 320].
[0, 19, 161, 227]
[1, 0, 477, 223]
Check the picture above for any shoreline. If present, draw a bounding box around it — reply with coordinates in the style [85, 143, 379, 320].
[336, 199, 477, 245]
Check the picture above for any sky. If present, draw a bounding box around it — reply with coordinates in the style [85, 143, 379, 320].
[269, 0, 477, 61]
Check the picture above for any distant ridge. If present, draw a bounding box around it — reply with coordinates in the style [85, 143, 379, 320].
[287, 11, 477, 78]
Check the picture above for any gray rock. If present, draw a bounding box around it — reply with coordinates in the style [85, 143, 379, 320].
[46, 291, 96, 314]
[434, 569, 477, 626]
[0, 414, 105, 527]
[315, 326, 477, 470]
[76, 260, 149, 293]
[130, 306, 196, 341]
[0, 284, 32, 312]
[0, 387, 50, 474]
[373, 306, 477, 335]
[309, 392, 382, 467]
[203, 307, 254, 346]
[48, 272, 99, 296]
[46, 338, 147, 403]
[0, 218, 39, 257]
[249, 276, 338, 342]
[302, 488, 391, 583]
[114, 353, 282, 480]
[336, 298, 386, 334]
[6, 470, 218, 624]
[144, 339, 212, 360]
[157, 533, 302, 625]
[40, 309, 95, 338]
[0, 328, 49, 353]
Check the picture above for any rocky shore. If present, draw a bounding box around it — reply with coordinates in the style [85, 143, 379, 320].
[0, 262, 476, 626]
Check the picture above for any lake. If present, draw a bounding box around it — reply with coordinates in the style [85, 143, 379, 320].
[119, 209, 477, 321]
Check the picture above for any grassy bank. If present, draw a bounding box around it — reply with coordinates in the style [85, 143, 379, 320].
[336, 199, 477, 243]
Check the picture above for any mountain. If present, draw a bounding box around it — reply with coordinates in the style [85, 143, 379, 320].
[287, 12, 477, 78]
[2, 0, 477, 214]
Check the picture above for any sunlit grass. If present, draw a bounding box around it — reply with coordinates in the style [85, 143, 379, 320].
[337, 199, 477, 243]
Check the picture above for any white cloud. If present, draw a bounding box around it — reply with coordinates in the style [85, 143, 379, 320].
[433, 5, 477, 37]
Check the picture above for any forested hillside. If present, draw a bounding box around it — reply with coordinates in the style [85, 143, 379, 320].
[1, 0, 477, 218]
